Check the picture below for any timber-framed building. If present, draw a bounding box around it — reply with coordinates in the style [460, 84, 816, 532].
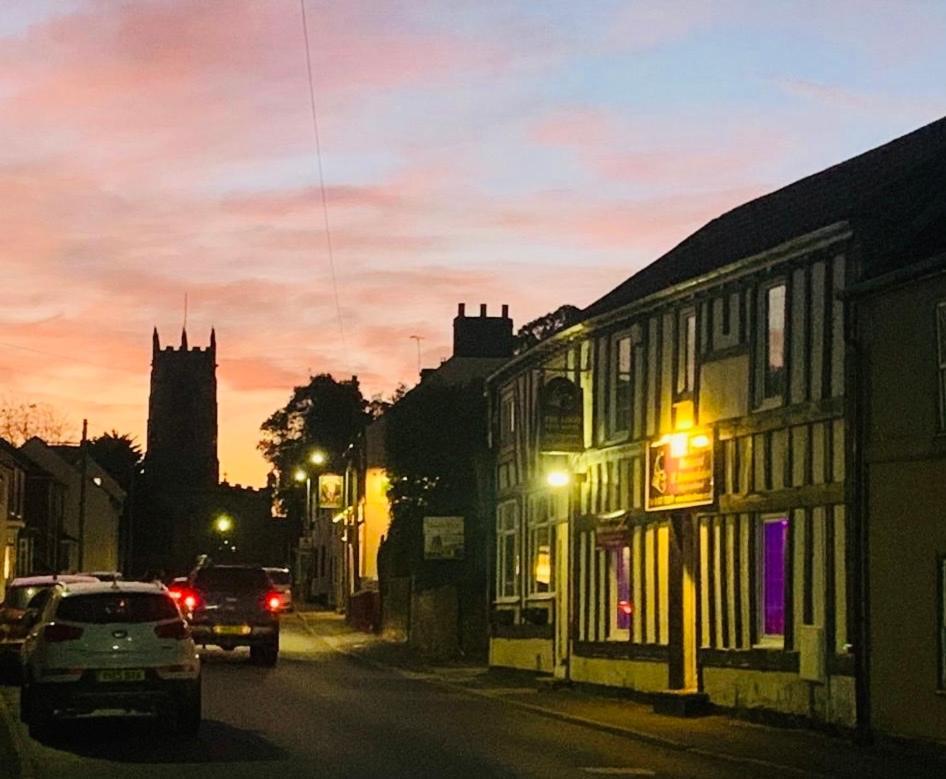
[486, 116, 946, 729]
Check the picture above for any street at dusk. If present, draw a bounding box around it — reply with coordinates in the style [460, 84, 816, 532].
[4, 612, 946, 779]
[4, 2, 946, 777]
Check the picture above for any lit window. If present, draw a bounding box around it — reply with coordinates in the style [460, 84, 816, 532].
[610, 336, 632, 436]
[764, 285, 786, 398]
[496, 502, 520, 599]
[761, 516, 788, 639]
[528, 496, 555, 595]
[610, 544, 632, 636]
[937, 302, 946, 430]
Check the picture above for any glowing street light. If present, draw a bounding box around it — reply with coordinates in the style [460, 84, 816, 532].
[294, 468, 307, 483]
[214, 514, 233, 534]
[309, 450, 327, 466]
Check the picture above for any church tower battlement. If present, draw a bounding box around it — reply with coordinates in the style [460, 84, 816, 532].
[145, 327, 219, 492]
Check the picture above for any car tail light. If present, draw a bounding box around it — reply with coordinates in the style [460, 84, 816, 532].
[44, 623, 84, 642]
[170, 587, 200, 611]
[264, 592, 282, 612]
[168, 587, 184, 601]
[154, 620, 190, 640]
[182, 593, 199, 611]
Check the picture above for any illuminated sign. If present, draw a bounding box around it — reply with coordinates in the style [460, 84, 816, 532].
[318, 473, 344, 509]
[645, 430, 714, 511]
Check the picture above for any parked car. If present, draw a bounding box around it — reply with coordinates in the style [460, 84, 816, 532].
[0, 575, 98, 666]
[19, 580, 201, 738]
[263, 567, 293, 612]
[77, 571, 123, 582]
[181, 565, 280, 666]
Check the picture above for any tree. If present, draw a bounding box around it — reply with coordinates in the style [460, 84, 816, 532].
[0, 400, 72, 446]
[87, 431, 142, 491]
[513, 304, 581, 354]
[259, 374, 370, 511]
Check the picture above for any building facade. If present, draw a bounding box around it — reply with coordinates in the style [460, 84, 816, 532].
[488, 115, 946, 729]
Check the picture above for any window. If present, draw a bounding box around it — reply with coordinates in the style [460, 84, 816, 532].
[609, 544, 632, 638]
[500, 393, 516, 443]
[528, 496, 555, 595]
[677, 311, 696, 394]
[56, 593, 179, 624]
[760, 516, 789, 640]
[764, 285, 787, 398]
[610, 335, 632, 436]
[496, 502, 520, 599]
[937, 302, 946, 430]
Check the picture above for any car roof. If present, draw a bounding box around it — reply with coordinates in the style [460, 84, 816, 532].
[263, 566, 289, 573]
[9, 574, 98, 587]
[58, 580, 168, 596]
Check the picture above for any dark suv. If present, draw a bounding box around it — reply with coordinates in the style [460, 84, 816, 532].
[182, 565, 280, 666]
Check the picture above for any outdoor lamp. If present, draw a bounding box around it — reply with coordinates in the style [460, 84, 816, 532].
[293, 468, 307, 483]
[546, 469, 571, 488]
[214, 514, 233, 533]
[309, 450, 326, 466]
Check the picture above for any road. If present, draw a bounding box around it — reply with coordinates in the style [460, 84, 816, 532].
[0, 615, 802, 779]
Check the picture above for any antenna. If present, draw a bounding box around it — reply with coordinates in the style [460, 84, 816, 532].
[409, 335, 423, 374]
[183, 292, 189, 331]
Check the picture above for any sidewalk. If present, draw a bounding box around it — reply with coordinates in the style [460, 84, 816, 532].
[296, 609, 946, 779]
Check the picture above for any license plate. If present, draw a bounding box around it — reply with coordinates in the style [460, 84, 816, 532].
[213, 625, 251, 636]
[96, 669, 145, 683]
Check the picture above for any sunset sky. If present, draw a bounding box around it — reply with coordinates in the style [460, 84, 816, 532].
[2, 1, 945, 486]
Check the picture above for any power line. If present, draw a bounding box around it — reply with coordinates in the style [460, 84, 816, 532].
[300, 0, 348, 360]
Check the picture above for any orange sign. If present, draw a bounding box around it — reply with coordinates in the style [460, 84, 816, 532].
[645, 431, 714, 511]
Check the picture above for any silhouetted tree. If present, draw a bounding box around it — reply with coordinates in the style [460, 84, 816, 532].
[0, 399, 72, 446]
[513, 304, 581, 354]
[259, 374, 369, 512]
[88, 431, 142, 491]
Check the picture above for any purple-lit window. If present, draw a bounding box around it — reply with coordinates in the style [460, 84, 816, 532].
[614, 545, 631, 631]
[762, 517, 788, 637]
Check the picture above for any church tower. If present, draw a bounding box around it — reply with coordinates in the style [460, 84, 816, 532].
[145, 328, 219, 492]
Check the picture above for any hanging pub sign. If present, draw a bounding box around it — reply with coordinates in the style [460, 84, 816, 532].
[318, 473, 344, 509]
[645, 430, 715, 511]
[539, 376, 583, 453]
[594, 511, 630, 548]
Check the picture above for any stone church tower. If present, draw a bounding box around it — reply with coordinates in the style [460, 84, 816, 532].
[145, 327, 219, 492]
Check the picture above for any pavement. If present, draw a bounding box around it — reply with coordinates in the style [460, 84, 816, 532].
[295, 607, 946, 779]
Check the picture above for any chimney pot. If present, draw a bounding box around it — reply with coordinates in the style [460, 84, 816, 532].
[501, 304, 509, 318]
[480, 303, 487, 317]
[458, 303, 465, 317]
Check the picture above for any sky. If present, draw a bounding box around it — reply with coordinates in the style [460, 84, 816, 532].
[1, 0, 945, 487]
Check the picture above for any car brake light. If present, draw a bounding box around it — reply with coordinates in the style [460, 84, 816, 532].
[264, 592, 281, 612]
[183, 594, 198, 610]
[168, 588, 183, 600]
[44, 623, 84, 642]
[154, 620, 190, 640]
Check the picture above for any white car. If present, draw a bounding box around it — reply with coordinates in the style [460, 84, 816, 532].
[19, 580, 201, 738]
[263, 567, 293, 612]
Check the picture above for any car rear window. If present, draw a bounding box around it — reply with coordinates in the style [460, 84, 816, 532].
[267, 570, 290, 586]
[4, 586, 49, 610]
[56, 593, 179, 624]
[194, 567, 269, 592]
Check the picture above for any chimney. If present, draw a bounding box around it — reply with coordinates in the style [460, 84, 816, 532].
[452, 302, 514, 358]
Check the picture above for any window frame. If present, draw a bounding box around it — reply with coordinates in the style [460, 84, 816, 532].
[761, 283, 788, 402]
[499, 391, 516, 445]
[608, 333, 633, 439]
[526, 495, 555, 598]
[495, 501, 520, 602]
[607, 543, 632, 641]
[757, 513, 789, 647]
[676, 308, 697, 397]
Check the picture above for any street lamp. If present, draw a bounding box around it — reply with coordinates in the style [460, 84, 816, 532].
[309, 450, 326, 466]
[214, 514, 233, 534]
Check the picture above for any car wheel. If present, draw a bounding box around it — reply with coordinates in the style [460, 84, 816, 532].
[172, 683, 202, 735]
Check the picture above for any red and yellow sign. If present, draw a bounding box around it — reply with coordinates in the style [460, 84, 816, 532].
[645, 430, 714, 511]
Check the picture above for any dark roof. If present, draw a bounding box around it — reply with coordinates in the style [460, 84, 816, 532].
[583, 115, 946, 320]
